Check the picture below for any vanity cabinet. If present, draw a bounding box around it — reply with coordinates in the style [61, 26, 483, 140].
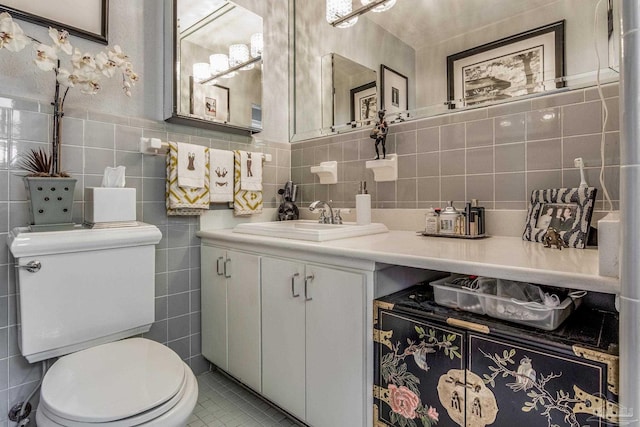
[374, 286, 620, 427]
[261, 256, 366, 427]
[201, 244, 261, 392]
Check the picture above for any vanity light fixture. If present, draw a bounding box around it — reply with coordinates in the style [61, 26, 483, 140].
[327, 0, 397, 28]
[210, 53, 237, 79]
[230, 44, 253, 70]
[361, 0, 396, 12]
[326, 0, 358, 28]
[192, 62, 211, 83]
[250, 33, 263, 58]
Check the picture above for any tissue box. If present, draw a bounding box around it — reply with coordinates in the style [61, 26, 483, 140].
[85, 187, 136, 223]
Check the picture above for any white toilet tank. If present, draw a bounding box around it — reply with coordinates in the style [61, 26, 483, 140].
[7, 224, 162, 362]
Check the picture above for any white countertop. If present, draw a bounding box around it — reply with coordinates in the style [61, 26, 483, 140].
[197, 229, 619, 294]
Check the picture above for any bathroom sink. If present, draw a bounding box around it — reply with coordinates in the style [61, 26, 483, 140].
[232, 220, 388, 241]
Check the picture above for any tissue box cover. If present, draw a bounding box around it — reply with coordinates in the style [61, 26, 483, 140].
[85, 187, 136, 223]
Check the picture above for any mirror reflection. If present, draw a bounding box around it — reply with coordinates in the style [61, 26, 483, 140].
[322, 53, 377, 130]
[175, 0, 263, 132]
[292, 0, 619, 141]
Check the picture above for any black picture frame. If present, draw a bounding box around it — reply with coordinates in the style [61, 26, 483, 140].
[380, 65, 408, 115]
[523, 187, 597, 249]
[447, 21, 565, 109]
[0, 0, 109, 44]
[190, 77, 230, 123]
[350, 81, 377, 124]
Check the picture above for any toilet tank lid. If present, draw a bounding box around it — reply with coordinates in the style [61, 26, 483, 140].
[7, 223, 162, 258]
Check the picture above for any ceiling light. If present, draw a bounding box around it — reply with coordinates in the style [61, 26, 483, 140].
[210, 53, 236, 78]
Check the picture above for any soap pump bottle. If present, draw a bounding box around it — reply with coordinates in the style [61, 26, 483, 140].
[356, 181, 371, 225]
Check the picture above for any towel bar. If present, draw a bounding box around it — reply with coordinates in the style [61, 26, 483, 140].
[139, 137, 272, 162]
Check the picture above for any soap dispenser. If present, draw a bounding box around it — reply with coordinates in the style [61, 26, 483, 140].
[356, 181, 371, 225]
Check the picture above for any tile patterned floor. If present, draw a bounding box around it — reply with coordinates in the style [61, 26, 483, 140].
[188, 370, 303, 427]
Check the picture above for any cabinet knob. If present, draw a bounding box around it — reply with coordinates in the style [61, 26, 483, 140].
[304, 274, 314, 301]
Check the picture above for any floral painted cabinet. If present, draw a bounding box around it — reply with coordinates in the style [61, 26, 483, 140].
[469, 334, 619, 426]
[374, 305, 469, 427]
[374, 298, 619, 427]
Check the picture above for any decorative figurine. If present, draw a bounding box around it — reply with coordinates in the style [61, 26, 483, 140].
[370, 109, 389, 159]
[543, 227, 568, 250]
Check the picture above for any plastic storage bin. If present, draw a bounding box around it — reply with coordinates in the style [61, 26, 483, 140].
[430, 275, 497, 315]
[430, 275, 582, 330]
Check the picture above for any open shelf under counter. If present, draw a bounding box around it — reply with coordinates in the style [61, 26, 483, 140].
[197, 229, 619, 294]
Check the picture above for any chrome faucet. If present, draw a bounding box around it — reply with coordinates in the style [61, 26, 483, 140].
[309, 200, 334, 224]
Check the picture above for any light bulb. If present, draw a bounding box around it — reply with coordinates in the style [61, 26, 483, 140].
[326, 0, 357, 28]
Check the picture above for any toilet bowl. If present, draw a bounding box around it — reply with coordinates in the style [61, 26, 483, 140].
[36, 338, 198, 426]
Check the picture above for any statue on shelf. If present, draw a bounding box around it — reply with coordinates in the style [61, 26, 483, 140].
[370, 109, 389, 160]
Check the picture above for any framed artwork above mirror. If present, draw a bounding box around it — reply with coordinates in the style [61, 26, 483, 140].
[447, 21, 565, 109]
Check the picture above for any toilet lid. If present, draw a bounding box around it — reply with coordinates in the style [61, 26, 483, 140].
[41, 338, 186, 423]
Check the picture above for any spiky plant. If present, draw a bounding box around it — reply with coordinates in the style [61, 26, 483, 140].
[18, 148, 70, 177]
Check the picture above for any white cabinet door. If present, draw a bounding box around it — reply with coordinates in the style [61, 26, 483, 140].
[201, 246, 261, 392]
[227, 250, 262, 392]
[305, 263, 366, 427]
[201, 245, 228, 371]
[261, 257, 306, 420]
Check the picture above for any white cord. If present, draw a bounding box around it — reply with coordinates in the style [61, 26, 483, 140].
[594, 0, 615, 211]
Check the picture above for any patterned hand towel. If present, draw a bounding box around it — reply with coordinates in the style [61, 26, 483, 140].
[240, 150, 263, 192]
[166, 142, 210, 216]
[209, 149, 234, 203]
[234, 150, 263, 215]
[177, 142, 206, 189]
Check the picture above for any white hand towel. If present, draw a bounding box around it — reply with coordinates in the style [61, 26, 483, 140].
[209, 149, 234, 202]
[177, 142, 206, 189]
[240, 151, 263, 192]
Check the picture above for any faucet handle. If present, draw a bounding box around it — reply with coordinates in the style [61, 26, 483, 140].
[334, 209, 343, 224]
[318, 208, 328, 224]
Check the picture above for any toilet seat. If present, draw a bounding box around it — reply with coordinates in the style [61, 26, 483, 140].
[38, 338, 195, 426]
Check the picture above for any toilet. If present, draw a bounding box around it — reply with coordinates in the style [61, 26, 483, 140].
[8, 223, 198, 426]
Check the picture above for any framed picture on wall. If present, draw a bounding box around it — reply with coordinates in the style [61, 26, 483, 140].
[380, 65, 408, 115]
[350, 81, 377, 125]
[522, 187, 597, 249]
[190, 78, 230, 123]
[0, 0, 108, 44]
[447, 21, 565, 108]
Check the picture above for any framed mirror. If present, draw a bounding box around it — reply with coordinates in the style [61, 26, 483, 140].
[291, 0, 620, 142]
[164, 0, 263, 135]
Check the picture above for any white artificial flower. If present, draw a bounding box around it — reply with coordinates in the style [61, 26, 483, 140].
[122, 80, 131, 97]
[0, 12, 30, 52]
[78, 71, 101, 95]
[56, 67, 81, 87]
[48, 27, 72, 55]
[107, 45, 128, 66]
[123, 64, 139, 83]
[34, 44, 58, 71]
[71, 48, 96, 70]
[95, 51, 116, 77]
